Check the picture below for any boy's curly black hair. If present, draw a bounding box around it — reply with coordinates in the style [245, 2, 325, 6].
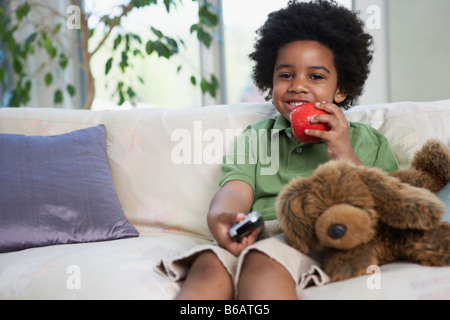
[249, 0, 374, 109]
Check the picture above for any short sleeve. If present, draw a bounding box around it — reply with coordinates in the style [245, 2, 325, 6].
[371, 135, 400, 172]
[350, 122, 399, 172]
[219, 125, 258, 192]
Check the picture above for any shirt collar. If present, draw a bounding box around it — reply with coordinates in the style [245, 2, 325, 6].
[273, 115, 291, 132]
[272, 115, 299, 144]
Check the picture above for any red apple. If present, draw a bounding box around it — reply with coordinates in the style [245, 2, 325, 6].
[290, 103, 330, 144]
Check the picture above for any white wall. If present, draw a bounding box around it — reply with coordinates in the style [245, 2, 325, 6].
[388, 0, 450, 103]
[356, 0, 450, 105]
[353, 0, 390, 105]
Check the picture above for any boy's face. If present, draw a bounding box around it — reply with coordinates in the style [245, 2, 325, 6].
[272, 40, 347, 121]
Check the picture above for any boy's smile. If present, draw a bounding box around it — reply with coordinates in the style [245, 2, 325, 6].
[272, 40, 347, 121]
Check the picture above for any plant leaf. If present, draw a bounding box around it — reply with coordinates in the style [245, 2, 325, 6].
[44, 73, 53, 86]
[113, 35, 122, 50]
[0, 66, 5, 82]
[25, 32, 37, 45]
[145, 40, 154, 55]
[15, 2, 31, 21]
[105, 57, 113, 75]
[54, 89, 63, 104]
[66, 84, 76, 97]
[151, 26, 163, 39]
[59, 53, 68, 69]
[154, 41, 170, 59]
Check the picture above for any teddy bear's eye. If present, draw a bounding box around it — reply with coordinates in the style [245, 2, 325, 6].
[303, 205, 324, 218]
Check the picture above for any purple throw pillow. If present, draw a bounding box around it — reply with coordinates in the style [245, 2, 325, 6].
[0, 125, 138, 253]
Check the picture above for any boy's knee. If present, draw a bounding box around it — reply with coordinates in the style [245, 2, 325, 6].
[241, 249, 276, 272]
[238, 249, 297, 299]
[190, 251, 228, 276]
[177, 250, 233, 300]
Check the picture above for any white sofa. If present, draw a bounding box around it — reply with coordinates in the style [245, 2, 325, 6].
[0, 99, 449, 300]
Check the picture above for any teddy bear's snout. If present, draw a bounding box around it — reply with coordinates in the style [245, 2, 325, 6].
[315, 204, 375, 250]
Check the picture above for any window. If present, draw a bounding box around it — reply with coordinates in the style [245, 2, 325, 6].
[87, 0, 353, 109]
[86, 0, 203, 110]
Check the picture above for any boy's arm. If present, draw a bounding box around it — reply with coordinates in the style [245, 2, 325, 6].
[207, 180, 257, 257]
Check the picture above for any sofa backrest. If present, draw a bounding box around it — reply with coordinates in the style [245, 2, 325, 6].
[344, 100, 450, 168]
[0, 103, 277, 239]
[1, 100, 449, 240]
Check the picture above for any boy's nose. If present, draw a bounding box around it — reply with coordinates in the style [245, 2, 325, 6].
[289, 77, 309, 93]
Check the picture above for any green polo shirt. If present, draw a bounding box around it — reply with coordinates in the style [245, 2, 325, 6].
[219, 115, 399, 221]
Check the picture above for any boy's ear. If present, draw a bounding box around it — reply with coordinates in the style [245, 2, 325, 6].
[334, 87, 347, 104]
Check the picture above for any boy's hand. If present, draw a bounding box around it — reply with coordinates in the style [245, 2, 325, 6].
[209, 211, 261, 257]
[306, 101, 362, 166]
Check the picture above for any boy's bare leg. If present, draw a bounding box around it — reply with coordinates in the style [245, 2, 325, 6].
[237, 250, 298, 300]
[175, 251, 234, 300]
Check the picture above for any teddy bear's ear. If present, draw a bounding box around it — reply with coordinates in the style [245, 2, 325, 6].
[357, 166, 446, 230]
[276, 177, 319, 254]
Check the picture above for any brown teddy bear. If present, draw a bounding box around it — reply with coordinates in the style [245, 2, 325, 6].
[277, 140, 450, 282]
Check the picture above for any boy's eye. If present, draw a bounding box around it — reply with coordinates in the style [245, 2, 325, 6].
[310, 74, 325, 80]
[280, 73, 293, 79]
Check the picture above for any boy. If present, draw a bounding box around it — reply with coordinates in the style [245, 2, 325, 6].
[172, 0, 399, 299]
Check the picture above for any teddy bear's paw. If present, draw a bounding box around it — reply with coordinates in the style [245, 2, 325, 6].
[407, 224, 450, 266]
[326, 262, 379, 283]
[413, 248, 450, 267]
[324, 245, 379, 282]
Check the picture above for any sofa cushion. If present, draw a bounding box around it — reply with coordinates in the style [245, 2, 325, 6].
[0, 125, 138, 253]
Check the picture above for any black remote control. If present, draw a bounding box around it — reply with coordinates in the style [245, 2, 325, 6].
[229, 211, 264, 242]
